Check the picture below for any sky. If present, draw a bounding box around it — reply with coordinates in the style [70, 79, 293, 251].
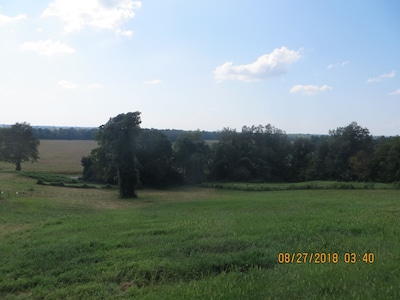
[1, 0, 400, 135]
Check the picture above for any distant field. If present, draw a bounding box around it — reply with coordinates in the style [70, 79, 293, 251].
[0, 140, 97, 174]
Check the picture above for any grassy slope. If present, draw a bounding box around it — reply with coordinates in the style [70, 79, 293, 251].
[0, 173, 399, 299]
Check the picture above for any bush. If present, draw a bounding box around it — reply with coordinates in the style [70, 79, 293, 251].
[363, 183, 375, 189]
[392, 182, 400, 190]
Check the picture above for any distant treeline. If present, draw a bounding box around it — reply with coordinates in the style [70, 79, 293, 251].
[82, 121, 400, 187]
[31, 126, 221, 142]
[33, 127, 98, 140]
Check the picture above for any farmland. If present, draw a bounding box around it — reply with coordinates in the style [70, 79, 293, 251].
[0, 140, 400, 299]
[0, 140, 98, 174]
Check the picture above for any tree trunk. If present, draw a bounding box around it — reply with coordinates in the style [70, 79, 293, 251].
[16, 161, 21, 171]
[118, 168, 138, 198]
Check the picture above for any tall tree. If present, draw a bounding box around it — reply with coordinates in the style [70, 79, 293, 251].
[370, 136, 400, 182]
[0, 123, 40, 171]
[174, 131, 210, 184]
[96, 112, 141, 198]
[136, 129, 182, 187]
[288, 137, 315, 181]
[313, 122, 373, 181]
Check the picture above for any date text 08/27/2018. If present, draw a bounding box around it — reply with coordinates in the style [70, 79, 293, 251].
[278, 252, 375, 264]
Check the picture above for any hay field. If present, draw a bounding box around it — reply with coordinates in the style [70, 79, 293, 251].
[0, 140, 98, 174]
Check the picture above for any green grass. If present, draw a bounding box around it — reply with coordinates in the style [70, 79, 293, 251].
[201, 180, 393, 191]
[1, 172, 400, 299]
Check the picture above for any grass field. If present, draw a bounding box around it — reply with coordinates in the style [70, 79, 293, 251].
[0, 140, 400, 299]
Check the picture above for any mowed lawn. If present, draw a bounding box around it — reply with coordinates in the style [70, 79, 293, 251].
[0, 140, 399, 299]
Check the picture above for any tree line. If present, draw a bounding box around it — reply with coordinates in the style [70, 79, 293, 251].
[1, 114, 399, 199]
[33, 127, 97, 140]
[81, 112, 400, 198]
[29, 126, 220, 142]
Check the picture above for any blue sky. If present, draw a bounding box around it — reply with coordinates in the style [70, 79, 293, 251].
[1, 0, 399, 135]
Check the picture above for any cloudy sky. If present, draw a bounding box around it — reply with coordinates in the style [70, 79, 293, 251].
[1, 0, 399, 135]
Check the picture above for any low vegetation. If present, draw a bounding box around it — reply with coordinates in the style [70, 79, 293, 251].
[1, 171, 399, 299]
[200, 181, 394, 191]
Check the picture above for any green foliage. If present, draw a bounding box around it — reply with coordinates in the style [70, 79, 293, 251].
[209, 125, 291, 182]
[312, 122, 373, 181]
[23, 172, 97, 189]
[77, 118, 400, 189]
[173, 131, 210, 184]
[137, 129, 182, 187]
[0, 123, 40, 171]
[370, 136, 400, 182]
[95, 112, 141, 198]
[24, 171, 76, 184]
[208, 122, 398, 184]
[79, 118, 400, 188]
[33, 127, 97, 140]
[200, 181, 388, 191]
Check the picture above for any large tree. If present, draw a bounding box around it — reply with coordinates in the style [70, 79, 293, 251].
[370, 136, 400, 182]
[312, 122, 373, 181]
[96, 112, 141, 198]
[209, 125, 291, 182]
[174, 131, 210, 184]
[0, 122, 40, 171]
[136, 129, 182, 187]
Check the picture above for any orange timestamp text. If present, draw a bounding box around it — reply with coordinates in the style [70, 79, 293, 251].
[278, 252, 375, 264]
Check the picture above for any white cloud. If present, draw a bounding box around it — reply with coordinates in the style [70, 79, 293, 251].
[58, 80, 78, 89]
[143, 79, 162, 85]
[116, 29, 133, 37]
[214, 46, 301, 82]
[327, 60, 349, 69]
[21, 39, 74, 56]
[290, 84, 332, 96]
[0, 7, 26, 25]
[388, 89, 400, 96]
[367, 70, 396, 83]
[42, 0, 141, 35]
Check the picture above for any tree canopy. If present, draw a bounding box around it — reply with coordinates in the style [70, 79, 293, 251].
[0, 123, 40, 171]
[173, 131, 210, 184]
[95, 112, 141, 198]
[81, 117, 400, 190]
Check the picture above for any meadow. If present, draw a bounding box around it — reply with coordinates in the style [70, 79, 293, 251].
[0, 140, 399, 299]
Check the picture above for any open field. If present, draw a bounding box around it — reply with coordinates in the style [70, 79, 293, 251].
[0, 140, 98, 174]
[1, 175, 400, 299]
[0, 140, 400, 298]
